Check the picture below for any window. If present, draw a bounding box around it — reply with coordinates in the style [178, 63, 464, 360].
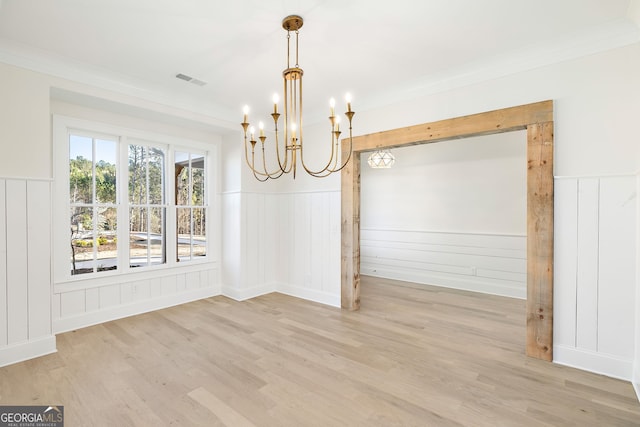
[175, 152, 207, 262]
[54, 116, 213, 284]
[129, 143, 166, 268]
[69, 134, 118, 275]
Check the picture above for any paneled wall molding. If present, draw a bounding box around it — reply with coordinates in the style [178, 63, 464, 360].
[222, 189, 341, 196]
[555, 172, 638, 180]
[0, 176, 53, 182]
[0, 336, 56, 368]
[362, 227, 526, 238]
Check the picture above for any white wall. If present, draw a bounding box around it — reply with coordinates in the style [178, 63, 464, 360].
[0, 64, 50, 178]
[361, 132, 527, 234]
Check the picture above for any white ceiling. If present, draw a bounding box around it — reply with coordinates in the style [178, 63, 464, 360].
[0, 0, 638, 132]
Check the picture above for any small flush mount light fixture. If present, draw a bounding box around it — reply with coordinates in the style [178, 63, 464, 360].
[367, 149, 395, 168]
[241, 15, 355, 180]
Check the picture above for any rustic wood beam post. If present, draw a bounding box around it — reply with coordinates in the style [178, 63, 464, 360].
[341, 150, 361, 310]
[526, 121, 554, 361]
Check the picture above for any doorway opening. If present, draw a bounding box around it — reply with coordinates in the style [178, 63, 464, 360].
[341, 101, 554, 361]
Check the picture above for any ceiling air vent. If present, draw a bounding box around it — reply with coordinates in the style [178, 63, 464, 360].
[175, 73, 207, 86]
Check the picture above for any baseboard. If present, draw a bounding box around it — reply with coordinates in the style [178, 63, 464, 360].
[0, 335, 57, 368]
[53, 286, 220, 334]
[553, 344, 633, 381]
[222, 281, 341, 307]
[276, 283, 341, 308]
[362, 268, 525, 299]
[633, 381, 640, 403]
[222, 282, 277, 301]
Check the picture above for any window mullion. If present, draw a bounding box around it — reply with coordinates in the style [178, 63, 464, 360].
[91, 138, 98, 273]
[165, 149, 177, 265]
[118, 136, 129, 273]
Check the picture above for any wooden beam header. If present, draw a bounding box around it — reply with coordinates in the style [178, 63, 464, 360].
[352, 100, 553, 152]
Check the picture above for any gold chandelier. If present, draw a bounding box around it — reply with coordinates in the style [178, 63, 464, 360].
[241, 15, 355, 180]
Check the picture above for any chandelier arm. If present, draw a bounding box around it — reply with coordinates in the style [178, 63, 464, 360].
[272, 116, 290, 175]
[298, 117, 339, 175]
[243, 135, 266, 175]
[330, 113, 356, 172]
[247, 139, 270, 181]
[319, 123, 355, 174]
[299, 138, 336, 176]
[244, 135, 284, 179]
[261, 139, 286, 180]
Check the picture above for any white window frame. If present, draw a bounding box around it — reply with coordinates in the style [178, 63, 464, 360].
[52, 115, 217, 290]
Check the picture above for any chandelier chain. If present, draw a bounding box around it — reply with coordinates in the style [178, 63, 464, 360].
[295, 30, 300, 68]
[286, 31, 291, 68]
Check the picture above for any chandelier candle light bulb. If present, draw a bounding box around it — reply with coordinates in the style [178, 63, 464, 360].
[241, 14, 355, 180]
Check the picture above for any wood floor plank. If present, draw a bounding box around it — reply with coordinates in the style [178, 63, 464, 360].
[1, 275, 639, 426]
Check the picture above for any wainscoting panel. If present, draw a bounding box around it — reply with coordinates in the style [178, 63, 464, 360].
[0, 178, 56, 367]
[553, 179, 578, 347]
[54, 266, 220, 333]
[554, 175, 636, 380]
[596, 177, 636, 360]
[361, 229, 527, 298]
[0, 180, 7, 348]
[226, 191, 340, 306]
[281, 191, 341, 306]
[575, 178, 600, 351]
[27, 180, 52, 340]
[6, 180, 29, 345]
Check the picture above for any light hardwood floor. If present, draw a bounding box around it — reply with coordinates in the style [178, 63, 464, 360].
[1, 276, 639, 426]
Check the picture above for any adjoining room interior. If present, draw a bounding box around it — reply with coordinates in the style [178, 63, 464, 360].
[360, 130, 528, 299]
[1, 1, 640, 425]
